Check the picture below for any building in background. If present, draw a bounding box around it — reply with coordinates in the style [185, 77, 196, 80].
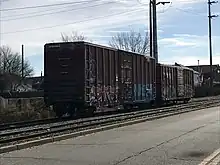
[186, 64, 220, 85]
[24, 76, 44, 91]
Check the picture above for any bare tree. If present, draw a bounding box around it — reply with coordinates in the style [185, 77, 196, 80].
[0, 45, 34, 77]
[0, 45, 34, 91]
[61, 31, 91, 42]
[109, 29, 149, 55]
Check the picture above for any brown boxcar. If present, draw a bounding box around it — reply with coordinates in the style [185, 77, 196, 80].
[182, 66, 194, 99]
[156, 63, 194, 104]
[44, 42, 156, 116]
[118, 50, 156, 108]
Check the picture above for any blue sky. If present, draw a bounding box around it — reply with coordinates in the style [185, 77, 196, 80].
[1, 0, 219, 76]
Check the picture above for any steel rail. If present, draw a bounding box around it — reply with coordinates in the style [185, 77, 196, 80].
[0, 99, 219, 147]
[1, 95, 219, 132]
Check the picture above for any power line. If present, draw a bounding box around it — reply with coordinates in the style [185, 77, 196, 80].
[1, 8, 145, 35]
[1, 3, 91, 18]
[173, 7, 205, 16]
[1, 0, 111, 18]
[0, 0, 96, 11]
[1, 1, 116, 21]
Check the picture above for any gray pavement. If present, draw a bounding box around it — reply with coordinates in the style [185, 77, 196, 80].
[1, 106, 220, 165]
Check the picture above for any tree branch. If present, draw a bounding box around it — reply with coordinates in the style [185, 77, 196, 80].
[109, 29, 150, 55]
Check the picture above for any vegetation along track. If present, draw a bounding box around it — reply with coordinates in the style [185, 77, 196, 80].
[0, 95, 219, 132]
[0, 97, 220, 149]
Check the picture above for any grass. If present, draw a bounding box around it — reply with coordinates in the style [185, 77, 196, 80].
[0, 97, 55, 123]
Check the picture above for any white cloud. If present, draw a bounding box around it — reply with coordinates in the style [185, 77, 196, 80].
[0, 0, 214, 76]
[108, 30, 130, 33]
[145, 29, 164, 33]
[0, 0, 201, 52]
[159, 38, 198, 47]
[160, 54, 220, 66]
[159, 34, 220, 48]
[158, 34, 220, 66]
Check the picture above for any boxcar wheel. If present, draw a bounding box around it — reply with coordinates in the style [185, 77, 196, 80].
[53, 104, 64, 118]
[124, 104, 132, 111]
[67, 105, 76, 118]
[184, 99, 190, 104]
[87, 107, 95, 117]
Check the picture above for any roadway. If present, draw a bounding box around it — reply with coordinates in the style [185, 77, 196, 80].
[0, 106, 220, 165]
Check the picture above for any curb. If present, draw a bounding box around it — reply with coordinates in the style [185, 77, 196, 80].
[0, 105, 218, 154]
[198, 148, 220, 165]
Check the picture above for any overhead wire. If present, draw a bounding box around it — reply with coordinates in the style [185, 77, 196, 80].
[172, 7, 206, 16]
[136, 0, 148, 6]
[1, 0, 205, 35]
[1, 2, 94, 18]
[1, 8, 145, 35]
[136, 0, 204, 16]
[136, 0, 172, 14]
[0, 0, 99, 11]
[1, 1, 117, 21]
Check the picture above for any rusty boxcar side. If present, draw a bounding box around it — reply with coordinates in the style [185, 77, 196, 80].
[44, 42, 121, 116]
[44, 41, 157, 116]
[156, 63, 194, 104]
[183, 66, 194, 99]
[84, 43, 121, 112]
[118, 50, 156, 108]
[156, 63, 177, 103]
[174, 63, 195, 100]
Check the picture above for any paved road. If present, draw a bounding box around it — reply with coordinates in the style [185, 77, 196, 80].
[1, 106, 220, 165]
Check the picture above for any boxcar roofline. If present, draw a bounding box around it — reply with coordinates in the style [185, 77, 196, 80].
[118, 49, 155, 60]
[157, 63, 180, 68]
[157, 63, 194, 71]
[44, 41, 117, 51]
[45, 41, 155, 60]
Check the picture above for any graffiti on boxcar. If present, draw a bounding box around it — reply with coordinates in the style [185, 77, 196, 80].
[87, 84, 119, 110]
[146, 84, 153, 101]
[133, 84, 153, 102]
[85, 48, 97, 106]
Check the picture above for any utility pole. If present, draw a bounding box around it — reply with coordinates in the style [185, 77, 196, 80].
[0, 0, 2, 75]
[208, 0, 218, 91]
[21, 44, 24, 80]
[41, 71, 43, 80]
[152, 0, 158, 63]
[149, 1, 153, 58]
[149, 0, 170, 63]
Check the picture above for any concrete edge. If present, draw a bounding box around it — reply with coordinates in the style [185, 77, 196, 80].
[0, 105, 218, 154]
[198, 148, 220, 165]
[0, 145, 17, 154]
[16, 138, 53, 150]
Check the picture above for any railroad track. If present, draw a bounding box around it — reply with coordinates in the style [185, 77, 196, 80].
[1, 95, 219, 132]
[0, 98, 220, 148]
